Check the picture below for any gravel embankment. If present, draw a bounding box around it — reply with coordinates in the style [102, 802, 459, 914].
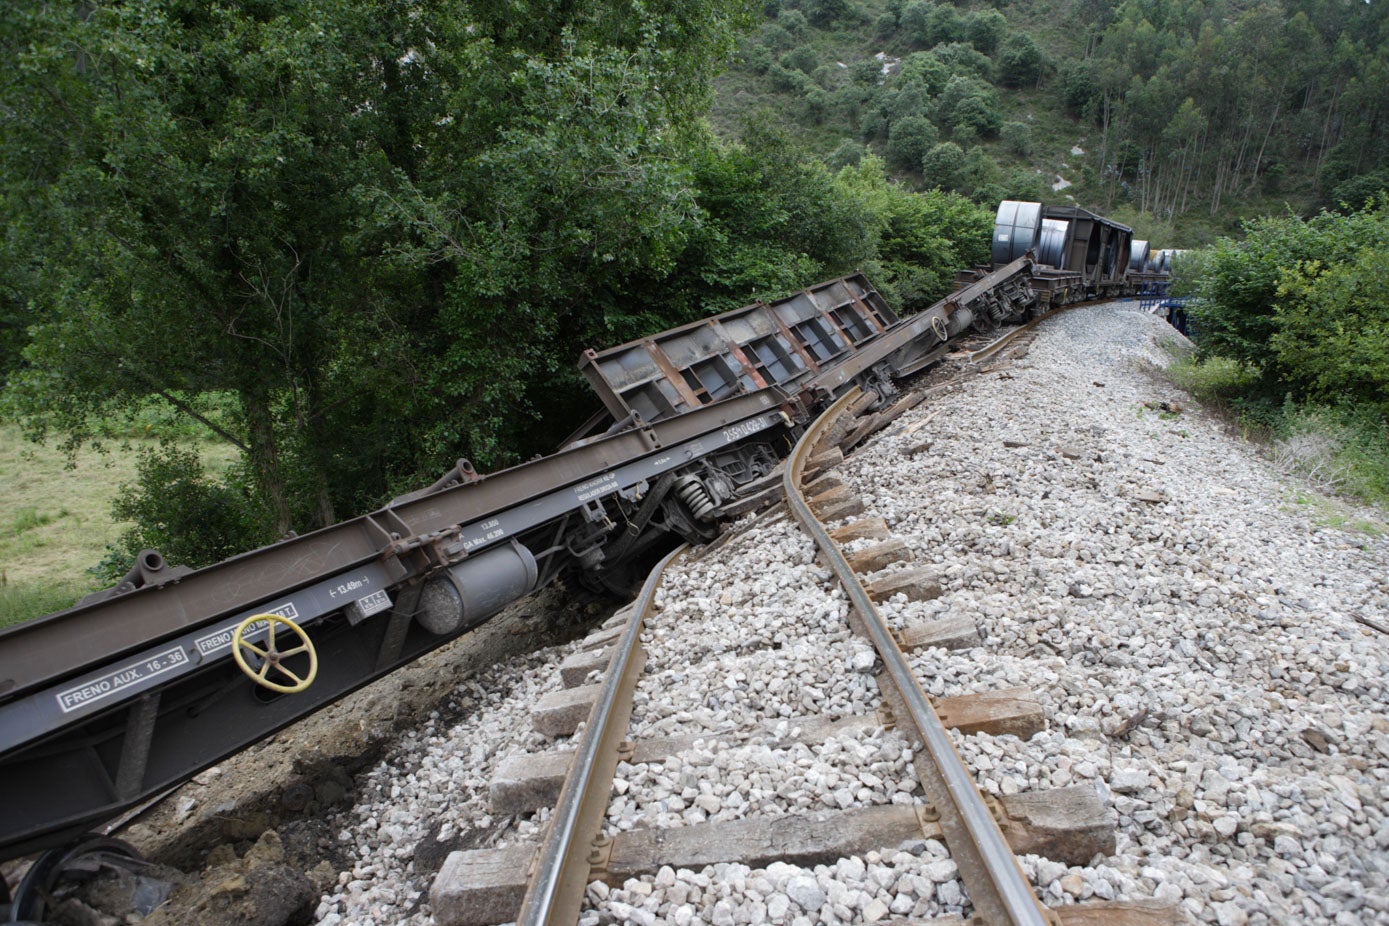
[317, 301, 1389, 926]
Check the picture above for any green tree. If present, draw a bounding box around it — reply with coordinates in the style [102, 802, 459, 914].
[1001, 122, 1033, 157]
[922, 141, 967, 192]
[1273, 249, 1389, 414]
[923, 5, 964, 47]
[964, 10, 1007, 54]
[886, 117, 941, 172]
[898, 51, 952, 96]
[826, 140, 868, 170]
[2, 0, 757, 551]
[899, 0, 933, 47]
[997, 32, 1051, 88]
[934, 76, 1002, 138]
[928, 43, 993, 82]
[106, 444, 271, 577]
[835, 155, 991, 311]
[801, 0, 849, 27]
[1189, 205, 1389, 388]
[783, 45, 818, 74]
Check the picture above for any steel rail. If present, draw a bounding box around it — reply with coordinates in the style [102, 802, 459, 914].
[783, 389, 1050, 926]
[968, 315, 1046, 365]
[515, 544, 688, 926]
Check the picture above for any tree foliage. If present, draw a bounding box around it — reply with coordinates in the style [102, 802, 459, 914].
[834, 155, 992, 312]
[0, 0, 763, 557]
[716, 0, 1389, 226]
[1070, 0, 1389, 215]
[105, 444, 270, 577]
[1188, 200, 1389, 416]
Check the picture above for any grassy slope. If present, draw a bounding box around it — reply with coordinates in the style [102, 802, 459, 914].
[0, 425, 238, 628]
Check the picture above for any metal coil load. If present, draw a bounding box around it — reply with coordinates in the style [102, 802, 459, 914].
[992, 200, 1042, 265]
[1130, 239, 1150, 272]
[1035, 218, 1070, 268]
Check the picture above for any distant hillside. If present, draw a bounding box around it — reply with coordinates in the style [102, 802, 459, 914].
[711, 0, 1389, 246]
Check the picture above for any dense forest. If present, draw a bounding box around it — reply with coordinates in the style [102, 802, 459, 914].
[1, 0, 1386, 587]
[717, 0, 1389, 240]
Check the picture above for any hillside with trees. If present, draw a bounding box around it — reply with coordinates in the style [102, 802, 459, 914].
[715, 0, 1389, 242]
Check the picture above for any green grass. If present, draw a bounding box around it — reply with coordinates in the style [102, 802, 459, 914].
[1159, 353, 1389, 517]
[1273, 406, 1389, 510]
[0, 423, 239, 627]
[1286, 490, 1388, 537]
[0, 581, 91, 631]
[1165, 354, 1260, 407]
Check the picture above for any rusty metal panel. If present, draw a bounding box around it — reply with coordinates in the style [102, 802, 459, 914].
[1041, 206, 1133, 287]
[717, 307, 779, 343]
[579, 274, 895, 425]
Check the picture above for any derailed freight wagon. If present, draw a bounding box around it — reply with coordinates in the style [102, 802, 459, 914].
[991, 201, 1137, 305]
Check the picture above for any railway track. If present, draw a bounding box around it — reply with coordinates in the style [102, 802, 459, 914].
[26, 300, 1377, 926]
[0, 200, 1161, 893]
[428, 351, 1186, 926]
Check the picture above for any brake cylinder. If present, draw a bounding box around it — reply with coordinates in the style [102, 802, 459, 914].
[416, 541, 539, 635]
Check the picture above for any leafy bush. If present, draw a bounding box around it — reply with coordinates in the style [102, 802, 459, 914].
[1001, 121, 1033, 157]
[922, 141, 966, 191]
[803, 86, 831, 123]
[860, 109, 888, 141]
[777, 9, 810, 37]
[934, 76, 1001, 138]
[951, 123, 980, 148]
[1188, 204, 1389, 391]
[811, 64, 843, 91]
[1177, 200, 1389, 509]
[899, 0, 933, 47]
[1060, 59, 1099, 117]
[833, 158, 992, 311]
[883, 82, 932, 122]
[783, 45, 818, 74]
[759, 22, 796, 51]
[927, 43, 993, 82]
[826, 140, 868, 170]
[801, 0, 849, 27]
[922, 5, 964, 46]
[897, 51, 951, 96]
[1272, 247, 1389, 415]
[101, 443, 272, 582]
[1329, 169, 1389, 212]
[997, 32, 1052, 87]
[886, 116, 940, 172]
[745, 43, 775, 74]
[964, 9, 1007, 54]
[769, 63, 812, 92]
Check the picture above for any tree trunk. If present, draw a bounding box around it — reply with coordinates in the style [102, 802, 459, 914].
[241, 386, 293, 535]
[1248, 99, 1282, 193]
[303, 377, 337, 528]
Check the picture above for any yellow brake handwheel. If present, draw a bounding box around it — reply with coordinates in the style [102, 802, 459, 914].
[231, 613, 318, 694]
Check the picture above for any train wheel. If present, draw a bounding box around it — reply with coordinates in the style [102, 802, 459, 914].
[9, 836, 144, 923]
